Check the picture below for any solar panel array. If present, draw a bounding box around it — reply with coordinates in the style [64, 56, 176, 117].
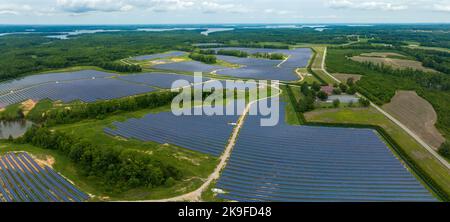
[216, 101, 436, 202]
[212, 47, 312, 81]
[0, 78, 156, 108]
[131, 51, 187, 61]
[0, 70, 113, 96]
[104, 106, 240, 156]
[118, 73, 209, 89]
[0, 152, 89, 202]
[153, 61, 226, 73]
[0, 68, 258, 109]
[118, 73, 258, 90]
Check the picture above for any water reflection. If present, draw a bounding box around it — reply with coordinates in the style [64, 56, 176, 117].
[0, 120, 33, 139]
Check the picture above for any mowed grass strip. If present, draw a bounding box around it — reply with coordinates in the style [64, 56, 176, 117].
[304, 107, 450, 198]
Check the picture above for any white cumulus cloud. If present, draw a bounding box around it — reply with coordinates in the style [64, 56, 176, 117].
[0, 3, 32, 15]
[433, 3, 450, 12]
[326, 0, 408, 11]
[56, 0, 134, 13]
[55, 0, 251, 14]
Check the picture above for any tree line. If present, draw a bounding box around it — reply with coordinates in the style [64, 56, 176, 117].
[188, 53, 217, 64]
[17, 127, 182, 192]
[30, 91, 179, 125]
[96, 62, 142, 73]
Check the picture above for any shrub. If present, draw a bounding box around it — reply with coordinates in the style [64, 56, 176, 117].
[317, 91, 329, 101]
[359, 98, 371, 107]
[347, 86, 357, 95]
[339, 83, 348, 93]
[439, 142, 450, 158]
[311, 82, 321, 92]
[333, 88, 342, 95]
[333, 99, 340, 108]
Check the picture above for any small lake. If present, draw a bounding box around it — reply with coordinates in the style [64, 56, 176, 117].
[0, 120, 33, 139]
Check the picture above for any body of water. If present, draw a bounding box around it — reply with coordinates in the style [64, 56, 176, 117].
[0, 120, 33, 139]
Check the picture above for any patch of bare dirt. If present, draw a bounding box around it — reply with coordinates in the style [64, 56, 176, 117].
[34, 155, 55, 168]
[171, 58, 186, 62]
[350, 55, 438, 73]
[360, 52, 406, 58]
[383, 90, 445, 149]
[20, 99, 37, 116]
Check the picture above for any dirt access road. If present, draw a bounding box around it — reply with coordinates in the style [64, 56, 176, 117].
[129, 83, 282, 202]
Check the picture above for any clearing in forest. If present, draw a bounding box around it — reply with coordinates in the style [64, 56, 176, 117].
[350, 53, 438, 73]
[383, 90, 445, 149]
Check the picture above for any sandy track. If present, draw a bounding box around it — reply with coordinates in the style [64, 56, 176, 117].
[128, 83, 282, 202]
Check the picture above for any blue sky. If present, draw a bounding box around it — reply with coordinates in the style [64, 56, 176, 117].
[0, 0, 449, 24]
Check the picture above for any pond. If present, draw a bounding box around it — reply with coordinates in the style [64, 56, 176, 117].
[0, 120, 33, 139]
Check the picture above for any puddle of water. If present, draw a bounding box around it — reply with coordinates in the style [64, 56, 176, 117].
[0, 120, 33, 139]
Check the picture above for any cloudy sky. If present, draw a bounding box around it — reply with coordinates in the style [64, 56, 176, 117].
[0, 0, 449, 24]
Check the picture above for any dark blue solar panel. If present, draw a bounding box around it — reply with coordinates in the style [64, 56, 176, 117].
[0, 78, 155, 107]
[104, 106, 240, 156]
[118, 73, 258, 91]
[131, 51, 187, 61]
[210, 48, 312, 81]
[118, 73, 208, 89]
[216, 100, 436, 202]
[153, 61, 226, 73]
[0, 70, 114, 96]
[0, 152, 89, 202]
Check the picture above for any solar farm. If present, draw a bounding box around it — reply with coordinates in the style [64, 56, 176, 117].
[0, 152, 89, 202]
[213, 47, 312, 81]
[104, 106, 239, 156]
[215, 103, 436, 202]
[0, 45, 446, 203]
[153, 61, 226, 73]
[131, 51, 187, 61]
[0, 70, 219, 108]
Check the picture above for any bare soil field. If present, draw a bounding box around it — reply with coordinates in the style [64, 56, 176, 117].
[383, 90, 445, 149]
[360, 52, 406, 58]
[350, 55, 438, 73]
[332, 73, 362, 83]
[21, 99, 37, 116]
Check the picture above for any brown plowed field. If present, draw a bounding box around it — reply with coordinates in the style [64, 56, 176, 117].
[333, 73, 362, 83]
[383, 91, 445, 149]
[351, 55, 438, 73]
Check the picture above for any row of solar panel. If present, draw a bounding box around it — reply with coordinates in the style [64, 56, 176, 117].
[215, 101, 436, 202]
[210, 48, 312, 81]
[104, 107, 239, 156]
[0, 70, 113, 96]
[0, 70, 259, 109]
[0, 152, 89, 202]
[131, 51, 187, 61]
[0, 78, 156, 108]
